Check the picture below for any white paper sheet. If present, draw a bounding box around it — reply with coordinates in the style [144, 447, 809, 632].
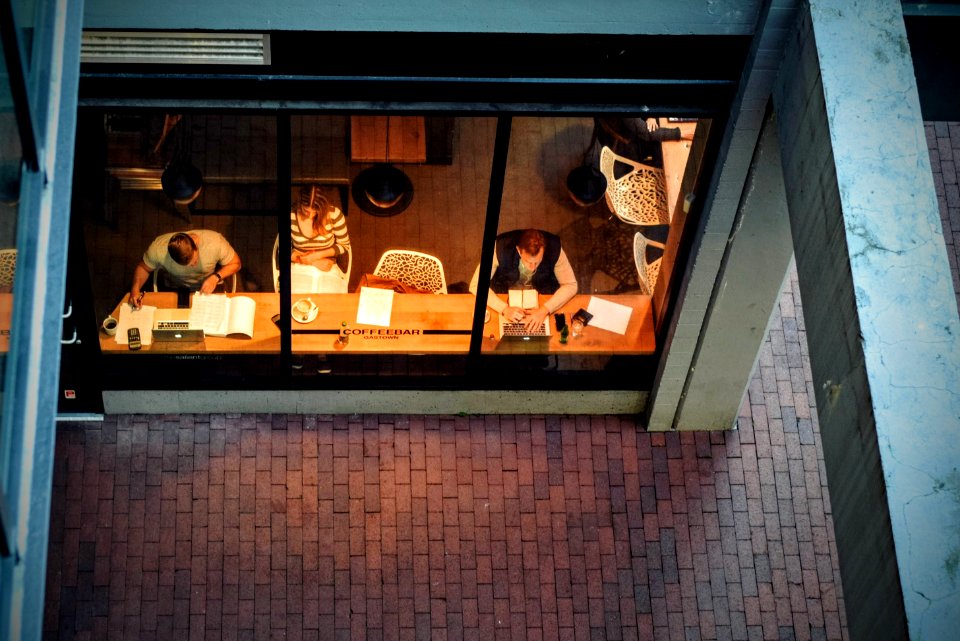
[116, 303, 156, 345]
[356, 286, 395, 327]
[585, 296, 633, 335]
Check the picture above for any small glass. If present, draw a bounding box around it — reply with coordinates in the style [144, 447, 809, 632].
[559, 325, 569, 344]
[570, 318, 585, 338]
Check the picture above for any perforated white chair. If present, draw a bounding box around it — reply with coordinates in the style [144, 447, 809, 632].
[0, 249, 17, 290]
[273, 235, 352, 293]
[633, 231, 666, 296]
[153, 266, 236, 292]
[373, 249, 447, 294]
[600, 146, 670, 226]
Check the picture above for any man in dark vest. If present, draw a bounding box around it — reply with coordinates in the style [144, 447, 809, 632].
[470, 229, 578, 333]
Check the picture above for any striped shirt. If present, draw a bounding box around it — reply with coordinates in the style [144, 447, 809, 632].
[290, 207, 350, 257]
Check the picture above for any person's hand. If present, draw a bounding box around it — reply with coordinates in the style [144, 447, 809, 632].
[502, 306, 525, 323]
[310, 257, 335, 272]
[129, 289, 143, 310]
[291, 251, 304, 264]
[523, 306, 549, 333]
[645, 117, 659, 132]
[200, 274, 219, 294]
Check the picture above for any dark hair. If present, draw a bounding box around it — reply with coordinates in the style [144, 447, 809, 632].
[168, 232, 197, 265]
[517, 229, 545, 255]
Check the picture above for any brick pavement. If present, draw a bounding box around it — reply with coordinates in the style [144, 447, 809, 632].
[927, 121, 960, 312]
[44, 268, 848, 641]
[44, 116, 960, 641]
[48, 115, 960, 641]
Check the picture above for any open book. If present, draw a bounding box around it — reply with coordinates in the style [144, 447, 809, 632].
[290, 262, 348, 294]
[508, 288, 539, 309]
[188, 293, 256, 338]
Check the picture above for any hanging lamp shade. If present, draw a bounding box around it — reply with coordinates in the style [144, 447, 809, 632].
[352, 163, 413, 217]
[566, 164, 607, 207]
[161, 159, 203, 205]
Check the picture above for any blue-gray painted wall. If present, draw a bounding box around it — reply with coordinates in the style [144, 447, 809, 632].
[82, 0, 761, 35]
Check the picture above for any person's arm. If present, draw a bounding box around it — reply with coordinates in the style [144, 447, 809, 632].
[330, 208, 350, 256]
[524, 249, 578, 331]
[293, 209, 350, 267]
[129, 260, 153, 309]
[469, 256, 515, 318]
[200, 252, 241, 294]
[641, 118, 683, 142]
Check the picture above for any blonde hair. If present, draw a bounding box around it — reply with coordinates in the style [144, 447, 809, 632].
[296, 185, 334, 235]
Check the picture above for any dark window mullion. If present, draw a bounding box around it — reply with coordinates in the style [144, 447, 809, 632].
[277, 113, 292, 369]
[468, 115, 511, 358]
[0, 490, 13, 557]
[0, 0, 39, 170]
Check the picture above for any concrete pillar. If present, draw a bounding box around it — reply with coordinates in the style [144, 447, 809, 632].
[646, 0, 800, 431]
[674, 109, 794, 430]
[773, 1, 960, 639]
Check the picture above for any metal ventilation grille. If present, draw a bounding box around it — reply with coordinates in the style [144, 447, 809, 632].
[81, 31, 270, 65]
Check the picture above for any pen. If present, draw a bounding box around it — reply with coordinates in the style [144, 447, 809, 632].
[131, 292, 144, 309]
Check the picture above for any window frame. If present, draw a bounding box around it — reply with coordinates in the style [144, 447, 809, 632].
[77, 31, 745, 392]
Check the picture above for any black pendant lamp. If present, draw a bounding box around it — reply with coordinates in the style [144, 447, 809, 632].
[161, 158, 204, 205]
[352, 116, 414, 216]
[566, 164, 606, 207]
[566, 119, 607, 207]
[160, 114, 203, 206]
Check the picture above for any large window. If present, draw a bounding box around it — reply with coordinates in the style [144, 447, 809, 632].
[0, 0, 30, 560]
[0, 22, 21, 420]
[80, 109, 710, 390]
[72, 29, 745, 391]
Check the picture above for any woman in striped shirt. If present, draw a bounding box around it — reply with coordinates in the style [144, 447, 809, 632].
[290, 185, 350, 274]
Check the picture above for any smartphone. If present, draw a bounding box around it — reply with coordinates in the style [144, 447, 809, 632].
[555, 313, 567, 331]
[127, 327, 142, 351]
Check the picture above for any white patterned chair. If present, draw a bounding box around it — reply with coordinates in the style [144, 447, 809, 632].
[600, 146, 670, 226]
[373, 250, 447, 294]
[633, 232, 666, 296]
[0, 249, 16, 290]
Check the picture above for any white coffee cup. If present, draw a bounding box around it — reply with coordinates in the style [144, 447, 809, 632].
[102, 315, 118, 336]
[294, 299, 312, 315]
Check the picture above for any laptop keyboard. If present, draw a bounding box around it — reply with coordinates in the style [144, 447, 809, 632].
[156, 320, 190, 330]
[501, 321, 548, 337]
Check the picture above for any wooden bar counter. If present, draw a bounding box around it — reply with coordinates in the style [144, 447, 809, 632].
[659, 119, 697, 220]
[100, 291, 655, 355]
[479, 294, 655, 355]
[0, 293, 11, 352]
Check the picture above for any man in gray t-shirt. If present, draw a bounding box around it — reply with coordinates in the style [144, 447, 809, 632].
[128, 230, 241, 309]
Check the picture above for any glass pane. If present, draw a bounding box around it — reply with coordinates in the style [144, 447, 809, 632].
[482, 115, 703, 376]
[290, 115, 494, 377]
[85, 111, 279, 366]
[0, 39, 23, 479]
[11, 0, 36, 71]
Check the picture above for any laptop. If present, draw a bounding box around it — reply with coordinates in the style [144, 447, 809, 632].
[152, 308, 205, 344]
[498, 314, 552, 340]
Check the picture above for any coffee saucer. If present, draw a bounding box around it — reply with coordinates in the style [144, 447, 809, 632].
[292, 299, 319, 324]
